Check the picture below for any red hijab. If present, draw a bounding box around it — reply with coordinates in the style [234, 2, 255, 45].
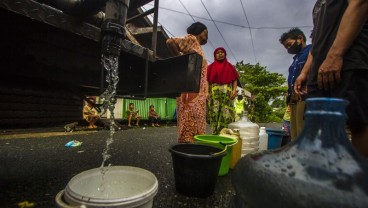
[207, 47, 239, 84]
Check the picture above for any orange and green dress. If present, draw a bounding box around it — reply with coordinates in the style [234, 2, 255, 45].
[171, 34, 208, 143]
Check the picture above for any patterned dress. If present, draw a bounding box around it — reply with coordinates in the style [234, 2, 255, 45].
[171, 34, 208, 143]
[207, 84, 236, 134]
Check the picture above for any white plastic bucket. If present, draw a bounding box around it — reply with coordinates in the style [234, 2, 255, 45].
[55, 166, 158, 208]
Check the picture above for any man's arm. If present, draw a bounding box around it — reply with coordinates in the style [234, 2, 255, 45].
[294, 52, 313, 95]
[318, 0, 368, 90]
[230, 79, 237, 100]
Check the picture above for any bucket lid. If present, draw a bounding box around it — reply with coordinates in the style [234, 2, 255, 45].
[64, 166, 158, 207]
[194, 135, 238, 145]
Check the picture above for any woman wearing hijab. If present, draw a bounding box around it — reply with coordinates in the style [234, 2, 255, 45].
[207, 47, 239, 134]
[166, 22, 209, 143]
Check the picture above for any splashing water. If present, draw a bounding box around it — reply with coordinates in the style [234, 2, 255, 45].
[99, 54, 119, 116]
[98, 54, 120, 192]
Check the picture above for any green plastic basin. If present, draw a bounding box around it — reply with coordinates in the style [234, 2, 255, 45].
[194, 135, 237, 176]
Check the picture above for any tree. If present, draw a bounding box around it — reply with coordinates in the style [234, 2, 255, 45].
[236, 61, 287, 123]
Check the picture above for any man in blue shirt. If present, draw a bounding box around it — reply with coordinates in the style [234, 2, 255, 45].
[279, 28, 312, 140]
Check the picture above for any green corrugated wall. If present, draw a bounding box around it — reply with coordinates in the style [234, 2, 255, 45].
[93, 97, 176, 120]
[122, 98, 176, 120]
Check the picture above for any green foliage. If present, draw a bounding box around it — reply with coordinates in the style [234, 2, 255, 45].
[272, 108, 286, 123]
[271, 98, 286, 108]
[236, 61, 287, 123]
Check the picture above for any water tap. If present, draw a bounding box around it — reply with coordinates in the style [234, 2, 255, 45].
[101, 0, 130, 56]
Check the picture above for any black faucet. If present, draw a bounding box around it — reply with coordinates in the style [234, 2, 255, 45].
[101, 0, 130, 56]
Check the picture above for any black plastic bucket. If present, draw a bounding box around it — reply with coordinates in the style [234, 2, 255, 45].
[169, 144, 227, 197]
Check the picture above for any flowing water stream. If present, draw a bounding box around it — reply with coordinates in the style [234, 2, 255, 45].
[98, 53, 120, 192]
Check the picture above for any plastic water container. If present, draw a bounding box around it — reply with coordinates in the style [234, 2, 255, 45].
[259, 127, 268, 151]
[55, 166, 158, 208]
[228, 111, 259, 157]
[219, 128, 242, 169]
[230, 98, 368, 207]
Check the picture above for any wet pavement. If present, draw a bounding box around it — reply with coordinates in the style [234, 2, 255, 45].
[0, 125, 236, 208]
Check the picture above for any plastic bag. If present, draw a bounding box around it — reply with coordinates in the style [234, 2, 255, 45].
[65, 140, 82, 147]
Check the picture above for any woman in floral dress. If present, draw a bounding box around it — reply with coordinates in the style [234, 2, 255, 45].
[166, 22, 209, 143]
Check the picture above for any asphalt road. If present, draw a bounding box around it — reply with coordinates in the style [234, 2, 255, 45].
[0, 125, 235, 208]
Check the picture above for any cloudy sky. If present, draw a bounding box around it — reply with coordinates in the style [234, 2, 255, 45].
[142, 0, 315, 78]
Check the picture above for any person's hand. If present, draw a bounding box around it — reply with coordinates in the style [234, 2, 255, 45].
[206, 92, 211, 102]
[318, 53, 342, 90]
[294, 72, 308, 95]
[230, 90, 237, 100]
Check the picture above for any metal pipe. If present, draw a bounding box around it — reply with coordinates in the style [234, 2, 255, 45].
[144, 52, 149, 98]
[151, 0, 159, 58]
[126, 8, 154, 24]
[99, 0, 129, 98]
[101, 0, 130, 56]
[100, 62, 105, 94]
